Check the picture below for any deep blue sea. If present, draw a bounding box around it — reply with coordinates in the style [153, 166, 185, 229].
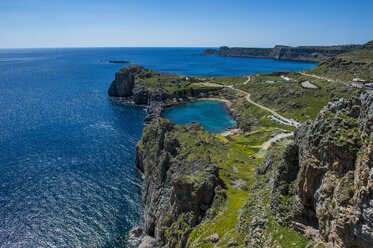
[0, 47, 316, 248]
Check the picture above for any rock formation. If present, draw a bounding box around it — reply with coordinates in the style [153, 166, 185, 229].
[108, 65, 138, 97]
[108, 65, 223, 122]
[135, 119, 224, 248]
[236, 91, 373, 247]
[292, 91, 373, 247]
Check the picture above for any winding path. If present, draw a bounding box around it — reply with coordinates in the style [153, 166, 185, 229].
[300, 72, 339, 83]
[227, 77, 301, 127]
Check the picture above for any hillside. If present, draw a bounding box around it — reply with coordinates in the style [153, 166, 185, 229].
[109, 64, 372, 247]
[200, 44, 361, 62]
[306, 40, 373, 82]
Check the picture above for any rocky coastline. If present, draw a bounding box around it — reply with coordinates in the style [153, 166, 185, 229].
[200, 44, 361, 62]
[108, 65, 230, 123]
[109, 64, 373, 247]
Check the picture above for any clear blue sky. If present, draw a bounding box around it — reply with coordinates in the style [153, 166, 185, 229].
[0, 0, 372, 48]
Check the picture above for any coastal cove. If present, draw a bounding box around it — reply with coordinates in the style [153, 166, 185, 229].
[0, 48, 317, 248]
[163, 100, 237, 134]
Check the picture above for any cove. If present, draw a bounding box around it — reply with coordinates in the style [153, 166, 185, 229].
[163, 100, 236, 134]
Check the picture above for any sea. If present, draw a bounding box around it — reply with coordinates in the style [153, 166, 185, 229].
[0, 47, 316, 248]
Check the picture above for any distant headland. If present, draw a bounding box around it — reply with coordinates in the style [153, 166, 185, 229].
[199, 44, 361, 62]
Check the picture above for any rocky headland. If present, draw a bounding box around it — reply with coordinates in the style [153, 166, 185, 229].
[108, 65, 224, 123]
[201, 44, 361, 62]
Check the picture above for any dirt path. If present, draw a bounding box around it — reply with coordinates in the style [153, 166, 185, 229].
[300, 72, 339, 83]
[259, 132, 294, 149]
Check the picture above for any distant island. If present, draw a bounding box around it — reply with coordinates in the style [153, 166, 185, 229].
[200, 44, 361, 62]
[108, 60, 130, 64]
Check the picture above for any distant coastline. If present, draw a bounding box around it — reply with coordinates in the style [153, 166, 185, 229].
[199, 44, 361, 62]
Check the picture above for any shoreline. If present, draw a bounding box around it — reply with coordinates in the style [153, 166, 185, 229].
[198, 97, 232, 107]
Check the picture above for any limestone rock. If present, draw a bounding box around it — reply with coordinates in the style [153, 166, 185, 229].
[135, 119, 224, 248]
[108, 65, 142, 97]
[292, 91, 373, 247]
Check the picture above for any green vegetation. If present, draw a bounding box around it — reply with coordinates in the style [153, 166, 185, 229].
[234, 72, 357, 122]
[186, 133, 260, 247]
[231, 97, 295, 131]
[134, 69, 222, 94]
[207, 75, 248, 86]
[256, 75, 285, 82]
[307, 41, 373, 82]
[236, 145, 309, 248]
[185, 132, 309, 247]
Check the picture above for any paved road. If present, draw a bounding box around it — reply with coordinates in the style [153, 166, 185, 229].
[227, 78, 301, 127]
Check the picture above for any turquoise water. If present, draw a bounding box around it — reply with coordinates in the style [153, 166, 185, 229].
[0, 47, 316, 248]
[163, 100, 236, 134]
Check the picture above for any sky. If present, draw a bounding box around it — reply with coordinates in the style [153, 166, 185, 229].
[0, 0, 372, 48]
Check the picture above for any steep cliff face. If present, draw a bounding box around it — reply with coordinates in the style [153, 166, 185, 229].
[135, 119, 224, 248]
[202, 46, 272, 58]
[292, 91, 373, 247]
[108, 65, 138, 97]
[270, 45, 361, 62]
[201, 44, 361, 62]
[236, 91, 373, 247]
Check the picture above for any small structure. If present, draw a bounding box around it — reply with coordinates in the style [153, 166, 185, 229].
[301, 81, 318, 89]
[353, 78, 367, 83]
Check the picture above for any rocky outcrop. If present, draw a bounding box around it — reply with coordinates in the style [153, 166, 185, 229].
[236, 143, 304, 247]
[236, 91, 373, 247]
[201, 44, 361, 62]
[108, 65, 138, 97]
[108, 65, 223, 122]
[291, 91, 373, 247]
[135, 119, 224, 248]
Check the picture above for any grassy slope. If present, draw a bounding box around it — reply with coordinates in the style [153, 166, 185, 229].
[186, 135, 308, 248]
[306, 41, 373, 82]
[235, 73, 357, 122]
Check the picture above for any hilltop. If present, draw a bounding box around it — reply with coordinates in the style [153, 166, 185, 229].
[307, 40, 373, 82]
[200, 44, 361, 62]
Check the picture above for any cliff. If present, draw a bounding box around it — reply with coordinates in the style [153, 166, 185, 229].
[307, 40, 373, 82]
[202, 46, 272, 58]
[201, 44, 361, 62]
[236, 91, 373, 247]
[135, 119, 225, 248]
[291, 91, 373, 247]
